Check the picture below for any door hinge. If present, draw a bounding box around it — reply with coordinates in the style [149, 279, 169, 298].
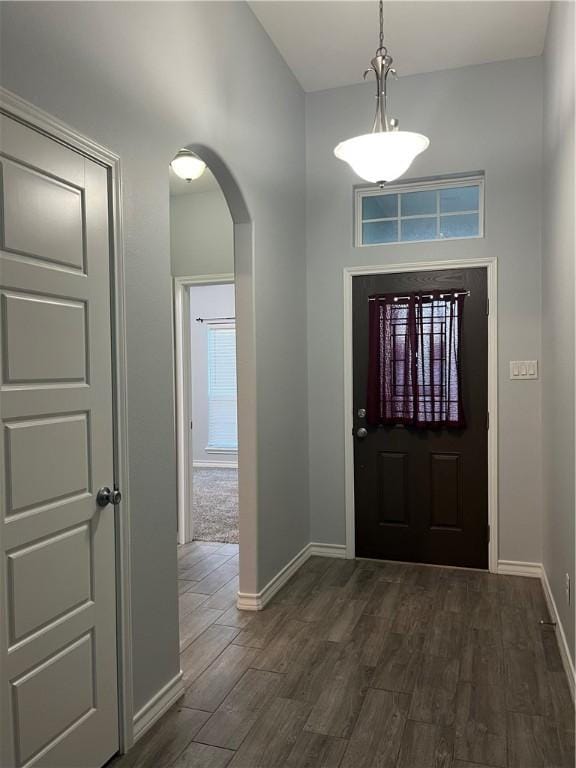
[487, 524, 491, 543]
[486, 412, 490, 430]
[190, 420, 193, 429]
[486, 297, 490, 316]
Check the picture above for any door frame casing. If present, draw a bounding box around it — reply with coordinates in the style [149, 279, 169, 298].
[173, 273, 235, 545]
[343, 257, 498, 571]
[0, 88, 134, 751]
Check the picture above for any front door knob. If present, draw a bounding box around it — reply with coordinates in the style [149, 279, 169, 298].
[96, 487, 122, 507]
[356, 427, 368, 439]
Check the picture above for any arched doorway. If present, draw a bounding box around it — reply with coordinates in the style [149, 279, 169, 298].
[170, 145, 258, 636]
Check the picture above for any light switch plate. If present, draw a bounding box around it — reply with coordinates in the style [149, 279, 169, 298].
[510, 360, 538, 379]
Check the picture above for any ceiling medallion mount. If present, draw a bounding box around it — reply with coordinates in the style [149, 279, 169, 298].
[334, 0, 429, 187]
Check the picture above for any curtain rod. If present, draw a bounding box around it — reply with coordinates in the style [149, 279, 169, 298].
[195, 316, 236, 323]
[369, 290, 470, 302]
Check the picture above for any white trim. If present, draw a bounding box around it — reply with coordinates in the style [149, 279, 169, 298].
[343, 258, 498, 572]
[309, 542, 347, 558]
[132, 672, 184, 743]
[355, 174, 485, 248]
[174, 278, 192, 545]
[109, 124, 134, 758]
[0, 88, 134, 750]
[174, 274, 235, 545]
[237, 541, 347, 611]
[193, 460, 238, 469]
[541, 567, 576, 701]
[178, 274, 236, 283]
[496, 560, 543, 578]
[237, 542, 311, 611]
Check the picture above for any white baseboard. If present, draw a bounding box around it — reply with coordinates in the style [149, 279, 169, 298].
[541, 566, 575, 701]
[237, 543, 311, 610]
[496, 560, 574, 700]
[193, 460, 238, 469]
[132, 671, 184, 743]
[497, 559, 543, 578]
[309, 542, 347, 558]
[237, 541, 346, 611]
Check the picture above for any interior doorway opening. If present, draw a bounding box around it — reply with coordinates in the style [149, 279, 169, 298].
[189, 282, 238, 543]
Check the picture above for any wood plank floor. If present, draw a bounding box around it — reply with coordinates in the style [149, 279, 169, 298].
[110, 546, 575, 768]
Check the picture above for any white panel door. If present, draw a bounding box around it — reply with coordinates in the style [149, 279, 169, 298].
[0, 113, 119, 768]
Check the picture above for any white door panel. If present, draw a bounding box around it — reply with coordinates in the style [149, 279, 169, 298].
[6, 414, 90, 515]
[2, 160, 85, 270]
[11, 633, 95, 766]
[8, 524, 92, 643]
[0, 115, 85, 186]
[1, 114, 119, 767]
[2, 292, 88, 384]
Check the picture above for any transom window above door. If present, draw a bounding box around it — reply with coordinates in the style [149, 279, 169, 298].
[356, 175, 484, 247]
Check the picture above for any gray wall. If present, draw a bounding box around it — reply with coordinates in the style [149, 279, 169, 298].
[189, 284, 237, 465]
[170, 188, 234, 278]
[306, 58, 544, 564]
[0, 0, 309, 713]
[542, 0, 575, 662]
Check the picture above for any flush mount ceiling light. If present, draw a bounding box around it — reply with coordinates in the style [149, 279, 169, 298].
[170, 149, 206, 182]
[334, 0, 429, 186]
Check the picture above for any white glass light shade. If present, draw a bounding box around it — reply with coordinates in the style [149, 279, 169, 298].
[170, 151, 206, 182]
[334, 131, 430, 184]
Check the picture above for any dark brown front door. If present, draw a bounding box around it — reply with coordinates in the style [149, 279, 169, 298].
[353, 268, 488, 569]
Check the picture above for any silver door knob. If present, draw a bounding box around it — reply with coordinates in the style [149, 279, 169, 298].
[96, 487, 122, 507]
[356, 427, 368, 439]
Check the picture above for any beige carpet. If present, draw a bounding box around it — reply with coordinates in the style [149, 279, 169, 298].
[192, 468, 239, 543]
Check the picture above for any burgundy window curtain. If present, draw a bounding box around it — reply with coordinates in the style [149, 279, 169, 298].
[366, 291, 466, 428]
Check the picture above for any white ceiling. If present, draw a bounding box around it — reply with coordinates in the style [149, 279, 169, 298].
[169, 166, 220, 196]
[249, 1, 550, 92]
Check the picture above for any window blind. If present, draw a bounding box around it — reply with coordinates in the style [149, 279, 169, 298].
[207, 324, 238, 451]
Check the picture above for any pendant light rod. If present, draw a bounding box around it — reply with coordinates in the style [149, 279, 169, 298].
[363, 0, 397, 134]
[333, 0, 429, 186]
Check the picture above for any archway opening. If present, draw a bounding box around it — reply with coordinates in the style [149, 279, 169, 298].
[170, 144, 257, 652]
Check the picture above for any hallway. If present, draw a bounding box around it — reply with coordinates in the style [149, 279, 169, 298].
[111, 556, 574, 768]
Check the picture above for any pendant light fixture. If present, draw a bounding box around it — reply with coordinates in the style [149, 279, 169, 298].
[334, 0, 429, 186]
[170, 149, 206, 182]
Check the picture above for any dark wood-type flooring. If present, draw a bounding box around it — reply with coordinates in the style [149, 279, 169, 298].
[110, 543, 575, 768]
